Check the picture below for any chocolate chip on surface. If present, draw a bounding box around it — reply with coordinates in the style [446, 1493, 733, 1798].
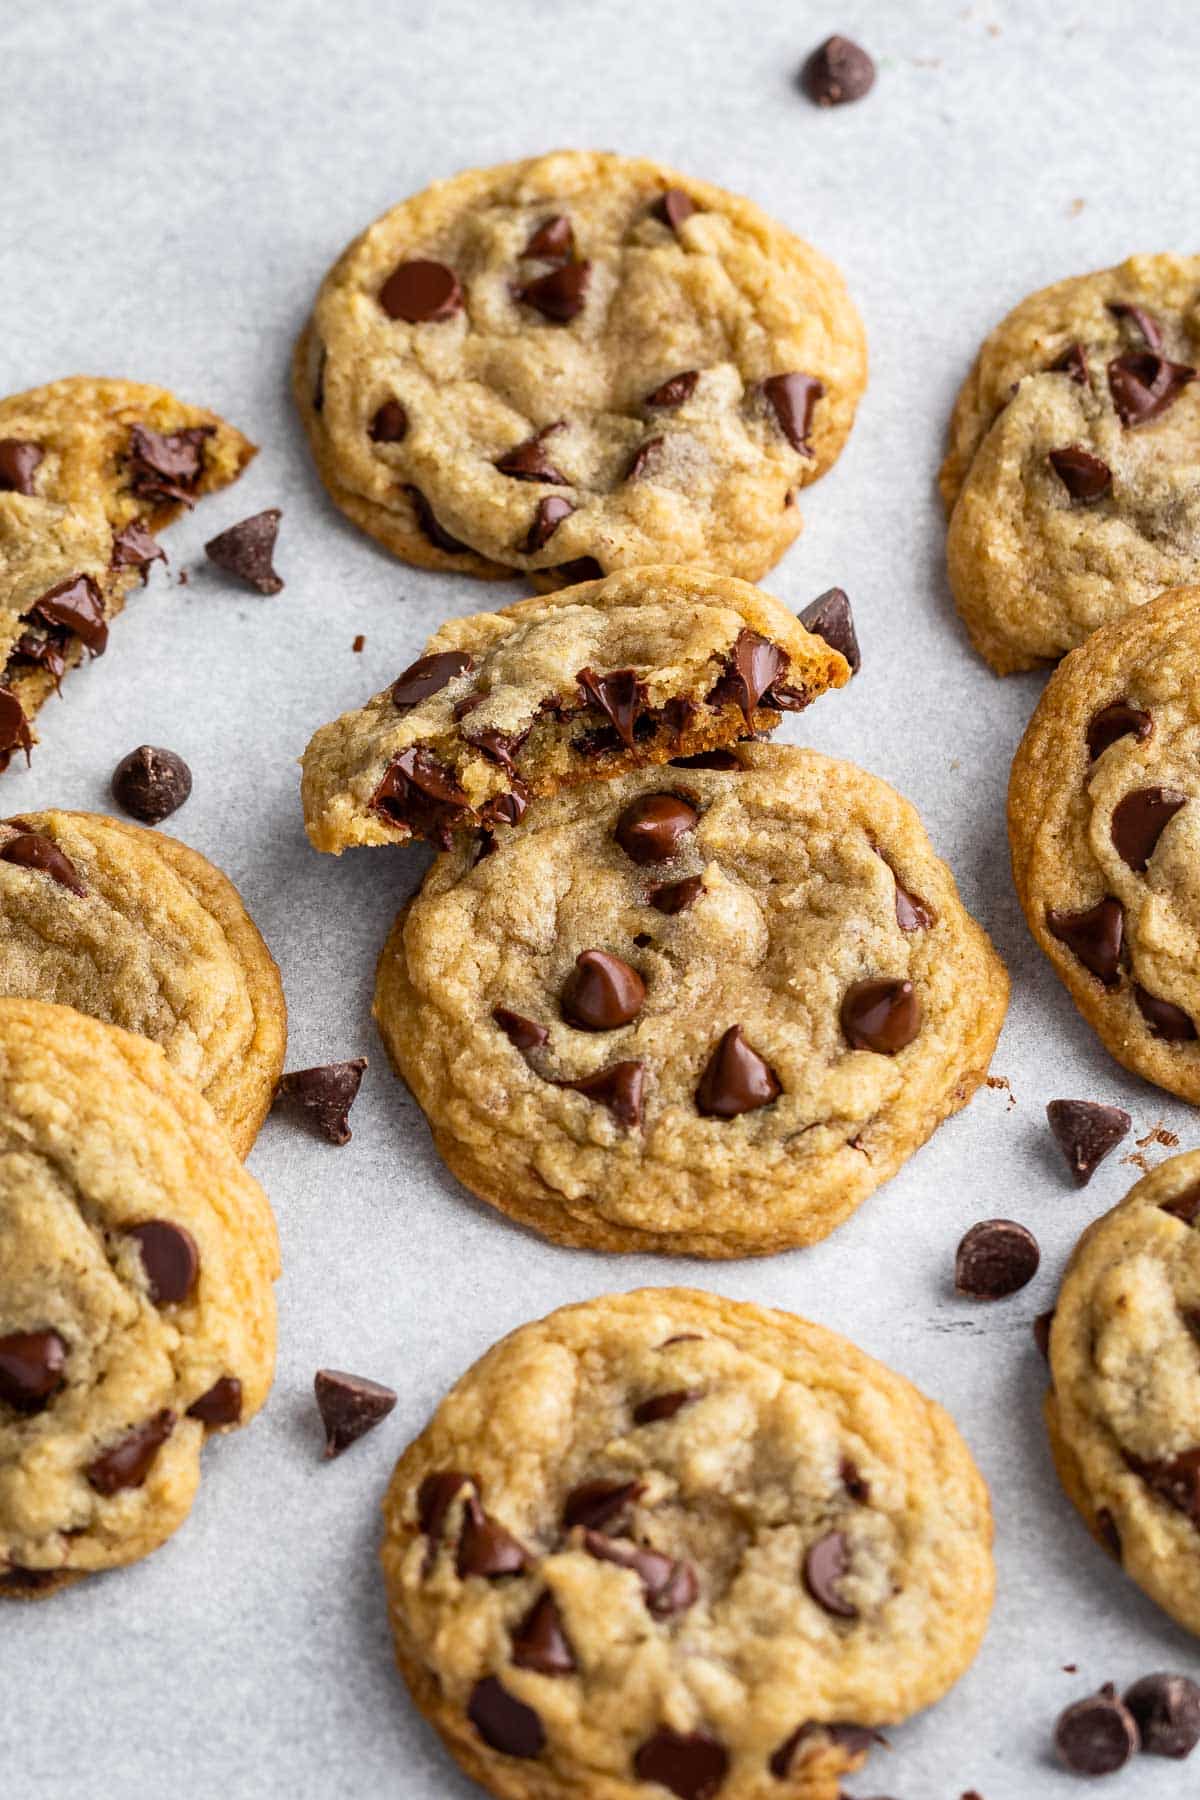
[371, 745, 470, 846]
[405, 485, 470, 554]
[1123, 1447, 1200, 1524]
[1046, 1100, 1131, 1186]
[31, 573, 108, 654]
[799, 586, 861, 673]
[632, 1388, 700, 1425]
[1123, 1672, 1200, 1759]
[276, 1060, 367, 1146]
[493, 1008, 549, 1052]
[653, 189, 697, 233]
[626, 435, 664, 482]
[614, 792, 699, 864]
[801, 35, 876, 105]
[186, 1376, 243, 1426]
[314, 1368, 397, 1458]
[523, 214, 575, 262]
[762, 372, 825, 453]
[495, 432, 569, 484]
[577, 667, 646, 749]
[86, 1410, 176, 1494]
[841, 978, 921, 1054]
[710, 628, 789, 727]
[391, 649, 473, 708]
[1086, 699, 1152, 760]
[1048, 445, 1112, 502]
[0, 1328, 67, 1413]
[369, 399, 409, 443]
[468, 1676, 545, 1759]
[634, 1727, 727, 1800]
[561, 950, 646, 1031]
[204, 508, 284, 594]
[1110, 786, 1185, 870]
[955, 1219, 1040, 1299]
[562, 1478, 644, 1531]
[803, 1530, 858, 1617]
[649, 874, 703, 914]
[1108, 352, 1196, 426]
[456, 1494, 529, 1577]
[555, 1060, 645, 1127]
[379, 259, 462, 323]
[581, 1531, 697, 1616]
[646, 370, 699, 408]
[417, 1469, 472, 1539]
[1133, 985, 1198, 1041]
[1046, 897, 1124, 986]
[1055, 1685, 1140, 1775]
[128, 423, 213, 505]
[0, 438, 43, 493]
[510, 1591, 576, 1674]
[523, 495, 574, 552]
[129, 1220, 200, 1305]
[695, 1024, 781, 1118]
[111, 744, 192, 822]
[516, 262, 591, 322]
[0, 831, 87, 895]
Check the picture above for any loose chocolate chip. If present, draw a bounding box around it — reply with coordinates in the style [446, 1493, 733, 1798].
[524, 214, 575, 262]
[561, 949, 646, 1031]
[695, 1025, 781, 1118]
[30, 573, 108, 654]
[392, 649, 473, 708]
[633, 1389, 700, 1425]
[86, 1409, 176, 1494]
[523, 495, 574, 552]
[649, 875, 703, 914]
[955, 1219, 1040, 1299]
[799, 586, 861, 674]
[517, 262, 591, 323]
[769, 1722, 876, 1780]
[371, 746, 470, 848]
[577, 667, 647, 750]
[646, 370, 699, 408]
[615, 792, 699, 864]
[1055, 1685, 1140, 1776]
[841, 978, 920, 1054]
[379, 259, 462, 323]
[1087, 699, 1152, 760]
[1109, 302, 1164, 351]
[562, 1478, 645, 1531]
[495, 432, 570, 484]
[0, 1329, 67, 1413]
[0, 690, 32, 769]
[110, 519, 166, 581]
[1048, 445, 1112, 502]
[1162, 1181, 1200, 1225]
[1111, 786, 1186, 870]
[803, 1530, 857, 1618]
[468, 1676, 545, 1760]
[405, 485, 470, 554]
[314, 1368, 397, 1458]
[1046, 897, 1124, 986]
[801, 35, 876, 105]
[582, 1531, 698, 1616]
[1033, 1310, 1056, 1360]
[369, 399, 409, 443]
[186, 1376, 242, 1426]
[654, 189, 697, 233]
[1124, 1447, 1200, 1524]
[1046, 1100, 1132, 1186]
[1108, 352, 1196, 427]
[204, 508, 284, 595]
[670, 747, 742, 771]
[0, 832, 87, 895]
[276, 1060, 367, 1146]
[510, 1590, 576, 1674]
[626, 436, 664, 481]
[111, 744, 192, 823]
[556, 1060, 645, 1128]
[1123, 1673, 1200, 1759]
[1134, 985, 1198, 1041]
[762, 372, 825, 454]
[493, 1008, 549, 1052]
[128, 424, 213, 504]
[457, 1494, 530, 1578]
[417, 1469, 472, 1538]
[710, 628, 789, 728]
[0, 438, 43, 494]
[129, 1220, 199, 1305]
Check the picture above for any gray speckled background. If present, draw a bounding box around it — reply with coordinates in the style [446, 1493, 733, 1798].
[3, 2, 1200, 1794]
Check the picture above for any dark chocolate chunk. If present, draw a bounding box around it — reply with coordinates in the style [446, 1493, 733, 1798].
[186, 1376, 242, 1426]
[379, 259, 462, 323]
[276, 1059, 367, 1146]
[0, 439, 43, 494]
[1123, 1672, 1200, 1759]
[392, 649, 473, 708]
[1050, 341, 1090, 383]
[30, 573, 107, 654]
[128, 424, 212, 505]
[1046, 897, 1124, 986]
[517, 262, 591, 323]
[405, 485, 470, 554]
[582, 1530, 698, 1617]
[1048, 445, 1112, 502]
[955, 1219, 1040, 1299]
[0, 831, 86, 895]
[510, 1591, 576, 1674]
[762, 373, 824, 454]
[615, 792, 699, 864]
[523, 215, 575, 262]
[799, 586, 860, 674]
[493, 1008, 549, 1052]
[1055, 1685, 1140, 1776]
[524, 495, 574, 552]
[110, 519, 166, 581]
[562, 1478, 644, 1531]
[654, 189, 697, 233]
[86, 1410, 176, 1494]
[577, 667, 646, 750]
[803, 1530, 857, 1618]
[555, 1060, 645, 1128]
[204, 508, 284, 595]
[1108, 352, 1196, 427]
[371, 746, 470, 847]
[0, 690, 32, 770]
[561, 950, 646, 1031]
[0, 1329, 67, 1413]
[801, 34, 876, 105]
[1087, 699, 1152, 760]
[1134, 985, 1197, 1041]
[314, 1367, 396, 1458]
[1111, 786, 1185, 870]
[128, 1220, 200, 1305]
[695, 1024, 781, 1118]
[646, 370, 699, 408]
[110, 745, 192, 823]
[457, 1494, 529, 1578]
[649, 874, 703, 914]
[840, 978, 920, 1054]
[635, 1728, 727, 1800]
[632, 1389, 700, 1425]
[369, 399, 409, 443]
[1046, 1100, 1131, 1186]
[468, 1677, 545, 1759]
[626, 436, 664, 481]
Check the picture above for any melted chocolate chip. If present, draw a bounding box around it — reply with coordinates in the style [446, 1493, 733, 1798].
[405, 485, 470, 554]
[379, 259, 462, 323]
[1048, 445, 1112, 502]
[371, 746, 470, 847]
[86, 1410, 176, 1494]
[369, 399, 408, 443]
[577, 667, 646, 749]
[0, 690, 32, 769]
[561, 950, 646, 1031]
[1108, 352, 1196, 427]
[1111, 786, 1185, 870]
[1087, 699, 1152, 760]
[803, 1530, 857, 1618]
[582, 1530, 698, 1616]
[186, 1376, 242, 1426]
[314, 1368, 397, 1458]
[111, 745, 192, 822]
[480, 784, 529, 830]
[646, 370, 699, 408]
[0, 438, 43, 494]
[1045, 897, 1124, 986]
[517, 262, 591, 323]
[468, 1677, 545, 1759]
[1162, 1182, 1200, 1225]
[1123, 1672, 1200, 1759]
[110, 519, 166, 581]
[841, 978, 920, 1053]
[654, 189, 697, 233]
[128, 1221, 199, 1305]
[457, 1495, 529, 1578]
[955, 1219, 1040, 1299]
[555, 1060, 645, 1128]
[0, 1329, 67, 1413]
[762, 373, 824, 454]
[30, 574, 107, 654]
[392, 649, 473, 708]
[417, 1469, 471, 1539]
[1134, 985, 1197, 1041]
[615, 792, 699, 864]
[799, 587, 860, 674]
[1050, 341, 1090, 383]
[1055, 1685, 1140, 1776]
[204, 509, 284, 594]
[0, 831, 86, 895]
[632, 1389, 700, 1425]
[709, 629, 789, 728]
[493, 1008, 549, 1051]
[510, 1590, 576, 1674]
[9, 629, 65, 687]
[563, 1478, 644, 1531]
[495, 432, 570, 484]
[276, 1060, 367, 1145]
[695, 1025, 781, 1118]
[1109, 302, 1164, 350]
[127, 424, 212, 505]
[649, 874, 703, 914]
[801, 34, 876, 105]
[1124, 1447, 1200, 1524]
[626, 436, 664, 481]
[524, 495, 574, 552]
[524, 215, 575, 262]
[769, 1721, 875, 1780]
[1046, 1100, 1131, 1185]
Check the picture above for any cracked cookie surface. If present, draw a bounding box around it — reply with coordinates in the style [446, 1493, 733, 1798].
[301, 566, 848, 854]
[294, 150, 866, 586]
[380, 1287, 994, 1800]
[373, 743, 1008, 1256]
[940, 256, 1200, 673]
[1009, 585, 1200, 1103]
[0, 998, 278, 1596]
[0, 810, 286, 1155]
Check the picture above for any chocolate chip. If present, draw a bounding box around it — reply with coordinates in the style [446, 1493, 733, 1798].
[0, 1566, 60, 1593]
[9, 630, 65, 687]
[371, 746, 470, 848]
[204, 508, 284, 595]
[803, 1531, 857, 1618]
[517, 262, 591, 322]
[493, 1008, 549, 1052]
[369, 399, 409, 443]
[1123, 1673, 1200, 1759]
[695, 1025, 781, 1118]
[524, 215, 575, 262]
[314, 1368, 396, 1458]
[1046, 1100, 1131, 1186]
[892, 874, 934, 931]
[30, 573, 108, 654]
[649, 875, 703, 914]
[468, 1677, 545, 1759]
[1, 831, 86, 896]
[0, 690, 32, 770]
[418, 1469, 472, 1539]
[555, 1060, 645, 1127]
[1096, 1508, 1122, 1559]
[1033, 1310, 1055, 1360]
[1134, 985, 1197, 1041]
[1108, 352, 1196, 427]
[110, 520, 166, 582]
[654, 190, 697, 233]
[799, 587, 860, 674]
[577, 667, 646, 750]
[955, 1219, 1040, 1299]
[841, 978, 920, 1054]
[1087, 699, 1152, 760]
[615, 792, 699, 864]
[128, 424, 212, 505]
[391, 649, 473, 708]
[405, 485, 470, 554]
[801, 35, 876, 105]
[1162, 1182, 1200, 1225]
[1055, 1685, 1140, 1776]
[457, 1494, 529, 1578]
[480, 784, 529, 830]
[769, 1722, 876, 1780]
[86, 1410, 176, 1494]
[646, 370, 699, 408]
[632, 1389, 699, 1425]
[1111, 786, 1185, 870]
[582, 1531, 698, 1616]
[561, 950, 646, 1031]
[1050, 341, 1091, 384]
[312, 348, 326, 412]
[1048, 445, 1112, 502]
[495, 432, 569, 484]
[1124, 1447, 1200, 1524]
[276, 1059, 367, 1145]
[709, 629, 789, 728]
[550, 556, 606, 584]
[0, 438, 43, 494]
[186, 1376, 242, 1426]
[523, 495, 574, 552]
[762, 373, 824, 454]
[379, 259, 462, 323]
[510, 1591, 576, 1674]
[625, 436, 664, 482]
[129, 1221, 199, 1305]
[670, 747, 742, 771]
[1045, 897, 1124, 986]
[0, 1329, 67, 1413]
[111, 745, 192, 823]
[562, 1478, 644, 1531]
[1109, 302, 1164, 351]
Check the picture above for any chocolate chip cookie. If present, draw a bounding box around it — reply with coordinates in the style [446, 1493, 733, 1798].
[373, 743, 1008, 1256]
[380, 1287, 994, 1800]
[0, 998, 279, 1596]
[0, 810, 287, 1155]
[301, 566, 849, 854]
[1045, 1150, 1200, 1637]
[940, 256, 1200, 673]
[0, 376, 255, 764]
[294, 150, 866, 586]
[1009, 585, 1200, 1102]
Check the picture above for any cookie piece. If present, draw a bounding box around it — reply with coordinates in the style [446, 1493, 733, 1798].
[374, 743, 1007, 1256]
[0, 810, 286, 1155]
[1009, 585, 1200, 1103]
[0, 376, 255, 762]
[294, 150, 866, 586]
[301, 566, 849, 854]
[1045, 1150, 1200, 1637]
[940, 256, 1200, 673]
[0, 998, 278, 1595]
[381, 1287, 994, 1800]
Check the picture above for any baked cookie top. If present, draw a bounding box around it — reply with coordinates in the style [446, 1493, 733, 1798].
[294, 150, 866, 585]
[1046, 1150, 1200, 1638]
[0, 810, 286, 1156]
[1009, 585, 1200, 1103]
[374, 744, 1008, 1257]
[940, 255, 1200, 673]
[381, 1288, 994, 1800]
[0, 999, 278, 1595]
[0, 375, 255, 762]
[301, 566, 848, 854]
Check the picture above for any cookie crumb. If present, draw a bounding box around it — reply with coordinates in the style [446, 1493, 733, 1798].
[1136, 1121, 1179, 1149]
[1067, 197, 1087, 216]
